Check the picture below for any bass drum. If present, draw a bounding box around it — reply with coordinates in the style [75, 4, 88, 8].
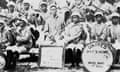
[0, 53, 7, 69]
[82, 41, 116, 72]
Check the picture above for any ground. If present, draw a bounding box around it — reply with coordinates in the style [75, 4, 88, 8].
[2, 63, 120, 72]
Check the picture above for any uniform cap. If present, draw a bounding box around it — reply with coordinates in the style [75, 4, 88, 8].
[71, 11, 81, 17]
[49, 4, 57, 8]
[40, 2, 47, 6]
[115, 2, 120, 9]
[95, 11, 103, 16]
[7, 2, 15, 7]
[23, 0, 31, 4]
[110, 12, 120, 17]
[87, 6, 96, 11]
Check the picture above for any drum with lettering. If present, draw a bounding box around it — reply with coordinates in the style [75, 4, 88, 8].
[82, 41, 116, 72]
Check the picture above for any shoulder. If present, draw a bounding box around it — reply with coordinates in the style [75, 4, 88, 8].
[66, 23, 74, 28]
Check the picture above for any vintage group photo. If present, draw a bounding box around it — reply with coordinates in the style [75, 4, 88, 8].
[0, 0, 120, 72]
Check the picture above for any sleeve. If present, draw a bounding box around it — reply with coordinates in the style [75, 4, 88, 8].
[16, 29, 32, 42]
[91, 25, 96, 39]
[57, 17, 65, 35]
[0, 31, 9, 44]
[100, 25, 108, 39]
[68, 0, 75, 9]
[44, 20, 49, 32]
[6, 31, 15, 44]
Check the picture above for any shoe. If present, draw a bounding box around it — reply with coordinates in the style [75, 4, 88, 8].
[68, 64, 75, 69]
[76, 64, 80, 69]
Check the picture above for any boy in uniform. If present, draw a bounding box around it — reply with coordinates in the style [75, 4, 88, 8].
[61, 11, 87, 69]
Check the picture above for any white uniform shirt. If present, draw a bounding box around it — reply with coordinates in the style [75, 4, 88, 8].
[92, 0, 114, 12]
[44, 15, 64, 38]
[62, 22, 85, 50]
[71, 0, 86, 13]
[109, 25, 120, 49]
[100, 2, 115, 12]
[63, 22, 83, 43]
[91, 23, 108, 40]
[55, 0, 68, 8]
[109, 25, 120, 40]
[6, 11, 19, 19]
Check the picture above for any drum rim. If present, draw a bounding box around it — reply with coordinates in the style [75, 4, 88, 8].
[0, 53, 7, 69]
[82, 41, 114, 72]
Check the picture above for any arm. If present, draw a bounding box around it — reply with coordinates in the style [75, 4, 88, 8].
[16, 30, 32, 42]
[63, 27, 83, 43]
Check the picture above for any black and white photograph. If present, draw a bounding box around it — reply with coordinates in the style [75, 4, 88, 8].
[0, 0, 120, 72]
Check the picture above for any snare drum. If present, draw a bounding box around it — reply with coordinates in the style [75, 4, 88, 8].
[82, 41, 116, 72]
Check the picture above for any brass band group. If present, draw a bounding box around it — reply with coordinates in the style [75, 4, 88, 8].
[0, 0, 120, 70]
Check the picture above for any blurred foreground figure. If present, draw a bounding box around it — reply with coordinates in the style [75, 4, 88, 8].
[6, 19, 33, 69]
[0, 20, 10, 50]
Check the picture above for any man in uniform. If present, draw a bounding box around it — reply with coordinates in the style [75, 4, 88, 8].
[15, 19, 33, 49]
[15, 0, 24, 12]
[91, 11, 108, 41]
[107, 12, 120, 63]
[92, 0, 114, 15]
[0, 20, 18, 69]
[70, 0, 86, 16]
[35, 2, 48, 28]
[44, 4, 64, 42]
[61, 11, 87, 69]
[20, 1, 34, 19]
[39, 2, 48, 20]
[6, 2, 19, 19]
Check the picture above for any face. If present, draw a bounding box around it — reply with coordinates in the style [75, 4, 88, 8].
[17, 20, 25, 28]
[8, 5, 15, 11]
[117, 7, 120, 13]
[86, 14, 95, 22]
[7, 23, 14, 28]
[75, 0, 82, 5]
[112, 17, 119, 25]
[72, 15, 79, 23]
[24, 3, 30, 10]
[96, 14, 103, 22]
[50, 6, 57, 15]
[41, 4, 47, 12]
[99, 0, 105, 3]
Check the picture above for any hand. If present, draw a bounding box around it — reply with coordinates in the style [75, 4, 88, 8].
[59, 36, 64, 40]
[97, 37, 103, 41]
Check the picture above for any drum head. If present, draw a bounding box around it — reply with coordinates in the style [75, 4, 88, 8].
[82, 41, 113, 72]
[0, 55, 6, 69]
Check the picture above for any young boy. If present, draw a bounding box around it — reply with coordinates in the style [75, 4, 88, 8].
[61, 11, 87, 69]
[91, 11, 108, 41]
[107, 12, 120, 63]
